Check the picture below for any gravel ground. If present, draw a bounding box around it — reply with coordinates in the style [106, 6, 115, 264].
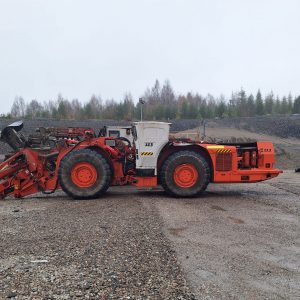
[156, 171, 300, 300]
[0, 189, 194, 300]
[0, 172, 299, 300]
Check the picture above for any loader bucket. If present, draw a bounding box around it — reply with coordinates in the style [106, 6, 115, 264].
[0, 120, 26, 151]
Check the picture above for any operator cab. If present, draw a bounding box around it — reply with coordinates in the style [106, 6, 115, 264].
[133, 122, 171, 176]
[99, 125, 133, 145]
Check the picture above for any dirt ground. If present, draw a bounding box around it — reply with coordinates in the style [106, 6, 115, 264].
[0, 171, 299, 300]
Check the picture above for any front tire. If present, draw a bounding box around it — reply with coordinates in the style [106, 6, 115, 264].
[58, 149, 112, 199]
[160, 150, 210, 197]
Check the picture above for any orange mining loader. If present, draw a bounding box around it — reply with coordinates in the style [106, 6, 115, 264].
[0, 121, 282, 199]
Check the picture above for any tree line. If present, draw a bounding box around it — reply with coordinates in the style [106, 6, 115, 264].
[6, 80, 300, 120]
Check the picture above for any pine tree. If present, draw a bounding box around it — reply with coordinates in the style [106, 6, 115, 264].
[161, 80, 175, 104]
[287, 93, 293, 114]
[237, 88, 247, 117]
[293, 96, 300, 114]
[280, 97, 289, 114]
[247, 94, 255, 116]
[264, 92, 274, 115]
[274, 96, 281, 114]
[255, 90, 264, 115]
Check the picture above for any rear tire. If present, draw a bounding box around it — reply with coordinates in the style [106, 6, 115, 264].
[160, 150, 210, 197]
[58, 149, 112, 199]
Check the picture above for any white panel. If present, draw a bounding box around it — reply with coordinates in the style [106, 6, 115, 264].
[134, 122, 170, 174]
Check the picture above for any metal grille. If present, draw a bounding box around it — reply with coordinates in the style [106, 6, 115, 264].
[216, 153, 232, 171]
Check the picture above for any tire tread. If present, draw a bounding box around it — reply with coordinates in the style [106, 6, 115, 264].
[160, 150, 210, 197]
[58, 149, 112, 199]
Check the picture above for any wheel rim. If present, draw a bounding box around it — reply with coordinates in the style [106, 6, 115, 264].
[71, 162, 98, 188]
[173, 164, 198, 188]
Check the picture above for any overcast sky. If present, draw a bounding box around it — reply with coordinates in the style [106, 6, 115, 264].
[0, 0, 299, 113]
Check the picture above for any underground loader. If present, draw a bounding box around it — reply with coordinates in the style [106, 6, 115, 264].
[0, 121, 282, 199]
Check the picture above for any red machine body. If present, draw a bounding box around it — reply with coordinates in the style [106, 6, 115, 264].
[0, 121, 282, 199]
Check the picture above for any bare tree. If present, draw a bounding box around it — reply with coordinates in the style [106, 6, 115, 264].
[11, 96, 25, 118]
[26, 100, 44, 118]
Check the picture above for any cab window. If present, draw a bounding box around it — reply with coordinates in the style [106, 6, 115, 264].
[108, 130, 120, 138]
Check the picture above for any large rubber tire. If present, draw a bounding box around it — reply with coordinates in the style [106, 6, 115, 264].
[58, 149, 112, 199]
[160, 150, 210, 197]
